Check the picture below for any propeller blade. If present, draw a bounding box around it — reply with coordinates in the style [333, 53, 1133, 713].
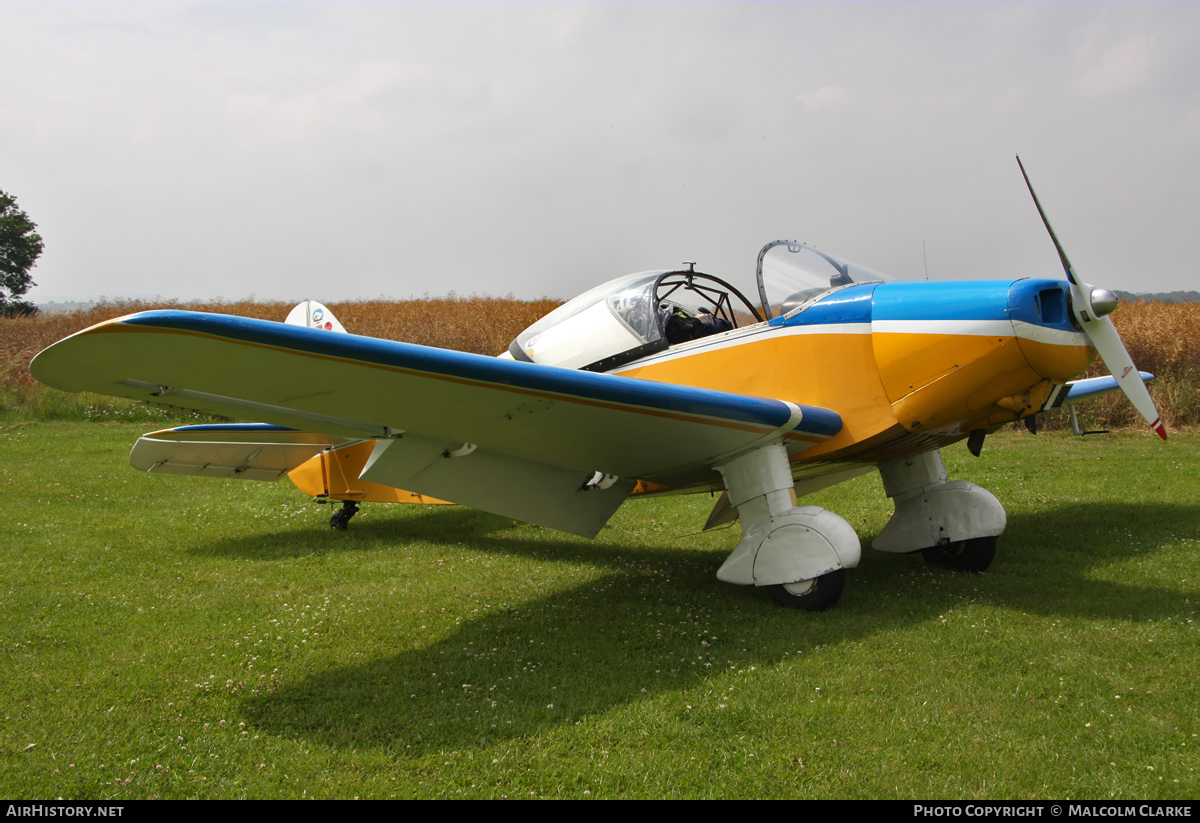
[1080, 315, 1167, 440]
[1016, 155, 1080, 287]
[1015, 155, 1167, 440]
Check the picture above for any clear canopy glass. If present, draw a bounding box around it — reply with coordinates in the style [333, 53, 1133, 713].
[511, 269, 761, 371]
[756, 241, 891, 320]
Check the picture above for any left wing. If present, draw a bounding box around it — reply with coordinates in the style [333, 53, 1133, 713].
[32, 311, 843, 536]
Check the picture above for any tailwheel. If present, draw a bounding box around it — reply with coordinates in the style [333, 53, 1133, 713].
[766, 568, 846, 612]
[921, 536, 996, 572]
[330, 500, 360, 531]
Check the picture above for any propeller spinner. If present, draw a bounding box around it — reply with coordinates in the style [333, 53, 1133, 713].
[1015, 155, 1167, 440]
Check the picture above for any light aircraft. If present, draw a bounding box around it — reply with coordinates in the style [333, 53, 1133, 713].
[30, 159, 1165, 611]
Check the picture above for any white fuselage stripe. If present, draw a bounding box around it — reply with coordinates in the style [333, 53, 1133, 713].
[1010, 320, 1091, 347]
[871, 319, 1014, 337]
[612, 321, 872, 373]
[613, 317, 1087, 376]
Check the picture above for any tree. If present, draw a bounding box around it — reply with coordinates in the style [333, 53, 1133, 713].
[0, 189, 44, 317]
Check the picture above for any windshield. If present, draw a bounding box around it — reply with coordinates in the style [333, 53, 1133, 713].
[608, 272, 665, 343]
[756, 240, 891, 319]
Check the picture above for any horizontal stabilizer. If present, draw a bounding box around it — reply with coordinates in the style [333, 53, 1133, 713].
[1064, 372, 1153, 405]
[130, 423, 351, 481]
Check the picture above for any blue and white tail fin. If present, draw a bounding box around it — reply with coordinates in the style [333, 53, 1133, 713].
[285, 300, 347, 334]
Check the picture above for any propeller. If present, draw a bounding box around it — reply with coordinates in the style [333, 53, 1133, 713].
[1015, 155, 1167, 440]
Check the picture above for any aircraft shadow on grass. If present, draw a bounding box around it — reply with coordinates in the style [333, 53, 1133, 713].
[223, 499, 1198, 754]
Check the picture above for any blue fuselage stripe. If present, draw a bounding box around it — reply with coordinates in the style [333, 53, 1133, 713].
[774, 283, 878, 327]
[766, 278, 1078, 335]
[871, 280, 1015, 322]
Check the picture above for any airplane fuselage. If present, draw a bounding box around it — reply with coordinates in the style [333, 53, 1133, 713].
[613, 278, 1095, 484]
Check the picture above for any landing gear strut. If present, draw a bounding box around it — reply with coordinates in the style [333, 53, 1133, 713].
[713, 441, 860, 611]
[330, 500, 360, 530]
[872, 450, 1006, 570]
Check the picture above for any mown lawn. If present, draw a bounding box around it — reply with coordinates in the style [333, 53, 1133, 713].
[1, 423, 1196, 799]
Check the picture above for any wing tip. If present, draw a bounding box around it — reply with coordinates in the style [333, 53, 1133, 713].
[792, 404, 844, 439]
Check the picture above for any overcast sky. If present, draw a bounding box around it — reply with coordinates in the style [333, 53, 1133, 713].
[4, 2, 1198, 304]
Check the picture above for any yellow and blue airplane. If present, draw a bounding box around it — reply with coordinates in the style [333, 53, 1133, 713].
[30, 159, 1164, 611]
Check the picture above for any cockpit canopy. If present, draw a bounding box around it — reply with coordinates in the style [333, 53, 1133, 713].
[509, 269, 762, 372]
[756, 240, 891, 320]
[509, 241, 890, 372]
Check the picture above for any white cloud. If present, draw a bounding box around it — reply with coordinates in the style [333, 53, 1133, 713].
[796, 85, 848, 109]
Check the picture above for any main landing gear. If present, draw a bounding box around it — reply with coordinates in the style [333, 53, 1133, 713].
[712, 444, 1006, 611]
[329, 500, 360, 530]
[713, 441, 861, 612]
[873, 450, 1006, 573]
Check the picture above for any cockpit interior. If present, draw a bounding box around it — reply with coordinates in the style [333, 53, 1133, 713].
[508, 241, 890, 372]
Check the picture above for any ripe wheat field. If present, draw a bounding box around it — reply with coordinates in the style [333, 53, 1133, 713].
[1, 296, 1197, 429]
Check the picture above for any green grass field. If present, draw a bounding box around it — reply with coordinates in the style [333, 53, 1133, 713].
[1, 423, 1196, 799]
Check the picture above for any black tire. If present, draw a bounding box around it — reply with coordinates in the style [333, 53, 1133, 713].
[766, 568, 846, 612]
[921, 536, 996, 572]
[329, 500, 360, 531]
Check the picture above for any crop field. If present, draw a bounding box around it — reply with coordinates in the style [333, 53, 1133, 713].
[0, 296, 561, 424]
[0, 423, 1196, 799]
[3, 296, 1198, 429]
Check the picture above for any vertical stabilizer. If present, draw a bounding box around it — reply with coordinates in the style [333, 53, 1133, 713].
[284, 300, 347, 334]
